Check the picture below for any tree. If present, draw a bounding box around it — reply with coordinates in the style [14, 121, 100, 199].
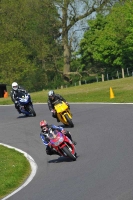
[53, 0, 120, 81]
[0, 0, 62, 90]
[0, 0, 122, 90]
[79, 0, 133, 78]
[79, 14, 108, 75]
[0, 39, 37, 90]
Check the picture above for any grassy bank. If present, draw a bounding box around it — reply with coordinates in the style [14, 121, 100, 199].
[1, 77, 133, 104]
[0, 145, 31, 199]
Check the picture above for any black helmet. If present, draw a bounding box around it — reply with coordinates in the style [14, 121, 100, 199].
[48, 90, 55, 99]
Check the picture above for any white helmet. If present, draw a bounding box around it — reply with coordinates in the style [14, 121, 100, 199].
[48, 90, 55, 98]
[12, 82, 18, 91]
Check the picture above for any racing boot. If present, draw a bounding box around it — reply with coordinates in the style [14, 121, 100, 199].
[46, 146, 60, 156]
[56, 117, 60, 122]
[52, 149, 61, 156]
[15, 102, 21, 114]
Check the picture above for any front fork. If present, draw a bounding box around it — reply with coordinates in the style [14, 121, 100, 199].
[59, 143, 73, 155]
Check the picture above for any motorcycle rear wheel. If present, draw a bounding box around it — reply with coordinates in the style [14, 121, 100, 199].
[65, 114, 74, 127]
[62, 146, 76, 161]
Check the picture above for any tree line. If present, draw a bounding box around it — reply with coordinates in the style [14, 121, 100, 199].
[78, 0, 133, 81]
[0, 0, 129, 92]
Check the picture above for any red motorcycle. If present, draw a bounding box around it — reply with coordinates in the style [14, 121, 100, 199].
[48, 130, 77, 161]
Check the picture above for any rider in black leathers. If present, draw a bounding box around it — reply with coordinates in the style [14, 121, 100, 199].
[10, 82, 27, 113]
[40, 120, 76, 156]
[47, 90, 70, 122]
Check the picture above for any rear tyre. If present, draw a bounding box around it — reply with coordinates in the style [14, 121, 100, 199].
[62, 146, 76, 161]
[65, 114, 74, 127]
[28, 105, 36, 116]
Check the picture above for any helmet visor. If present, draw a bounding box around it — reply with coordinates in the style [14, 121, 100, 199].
[13, 86, 18, 90]
[49, 95, 54, 99]
[41, 125, 48, 132]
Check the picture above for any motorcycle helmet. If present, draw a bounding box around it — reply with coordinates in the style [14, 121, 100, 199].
[48, 90, 55, 99]
[40, 120, 48, 132]
[12, 82, 18, 91]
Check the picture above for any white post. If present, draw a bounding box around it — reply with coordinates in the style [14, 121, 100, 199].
[79, 81, 81, 85]
[107, 74, 109, 80]
[127, 68, 129, 76]
[122, 68, 125, 78]
[102, 74, 104, 82]
[117, 71, 119, 79]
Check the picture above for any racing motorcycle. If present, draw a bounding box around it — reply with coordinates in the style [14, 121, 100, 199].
[41, 130, 77, 161]
[53, 99, 74, 127]
[17, 92, 36, 116]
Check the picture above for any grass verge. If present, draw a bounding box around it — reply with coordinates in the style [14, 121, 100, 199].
[0, 77, 133, 104]
[0, 145, 31, 199]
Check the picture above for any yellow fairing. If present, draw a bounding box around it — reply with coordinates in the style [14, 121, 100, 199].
[54, 101, 73, 126]
[54, 101, 68, 113]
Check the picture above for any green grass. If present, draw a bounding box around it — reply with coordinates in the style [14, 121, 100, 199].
[1, 77, 133, 104]
[0, 145, 31, 199]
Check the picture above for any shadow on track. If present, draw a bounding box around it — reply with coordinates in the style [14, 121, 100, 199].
[17, 115, 35, 119]
[48, 155, 79, 163]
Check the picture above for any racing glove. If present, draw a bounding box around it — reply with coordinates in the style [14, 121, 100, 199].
[61, 129, 66, 134]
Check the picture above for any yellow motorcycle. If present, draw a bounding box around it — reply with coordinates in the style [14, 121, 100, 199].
[53, 100, 74, 127]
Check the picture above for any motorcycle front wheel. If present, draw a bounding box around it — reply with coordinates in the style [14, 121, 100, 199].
[62, 146, 76, 161]
[65, 114, 74, 127]
[28, 105, 36, 116]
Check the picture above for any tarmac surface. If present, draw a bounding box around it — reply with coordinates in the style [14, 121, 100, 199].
[1, 103, 133, 200]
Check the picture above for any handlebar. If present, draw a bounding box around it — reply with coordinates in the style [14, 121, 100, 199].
[52, 99, 62, 105]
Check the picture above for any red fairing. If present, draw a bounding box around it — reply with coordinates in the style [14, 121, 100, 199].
[59, 135, 75, 154]
[49, 132, 76, 158]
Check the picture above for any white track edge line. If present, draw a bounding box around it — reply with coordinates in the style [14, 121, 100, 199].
[1, 102, 133, 106]
[0, 143, 38, 200]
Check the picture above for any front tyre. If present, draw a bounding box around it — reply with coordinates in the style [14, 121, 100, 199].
[62, 146, 76, 161]
[65, 114, 74, 127]
[28, 105, 36, 116]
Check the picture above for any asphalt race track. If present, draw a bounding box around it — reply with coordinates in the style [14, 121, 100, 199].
[1, 103, 133, 200]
